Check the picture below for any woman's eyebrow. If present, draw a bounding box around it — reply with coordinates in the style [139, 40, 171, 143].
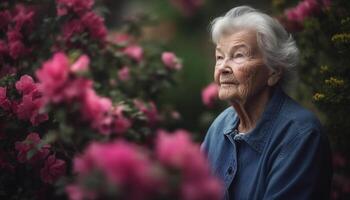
[215, 47, 224, 54]
[229, 44, 249, 54]
[216, 44, 249, 54]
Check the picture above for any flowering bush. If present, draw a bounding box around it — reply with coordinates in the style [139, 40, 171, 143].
[201, 82, 219, 108]
[67, 130, 222, 200]
[278, 0, 350, 199]
[0, 0, 222, 199]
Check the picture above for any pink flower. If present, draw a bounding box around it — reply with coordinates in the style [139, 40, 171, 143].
[0, 10, 11, 30]
[81, 12, 107, 41]
[71, 55, 90, 73]
[36, 52, 70, 103]
[134, 100, 159, 126]
[65, 185, 84, 200]
[65, 185, 96, 200]
[156, 129, 197, 168]
[61, 19, 84, 41]
[13, 4, 35, 31]
[56, 4, 68, 16]
[81, 89, 112, 134]
[16, 92, 48, 126]
[161, 51, 182, 70]
[62, 78, 93, 102]
[8, 40, 27, 59]
[14, 132, 50, 164]
[285, 0, 320, 23]
[56, 0, 94, 16]
[171, 110, 181, 120]
[0, 87, 11, 111]
[15, 75, 49, 125]
[181, 179, 223, 200]
[113, 33, 132, 45]
[7, 30, 22, 42]
[40, 155, 66, 184]
[155, 129, 223, 200]
[113, 117, 131, 134]
[170, 0, 204, 17]
[7, 30, 27, 59]
[201, 83, 218, 108]
[72, 141, 162, 199]
[15, 75, 37, 95]
[123, 45, 143, 62]
[112, 106, 132, 134]
[117, 66, 130, 81]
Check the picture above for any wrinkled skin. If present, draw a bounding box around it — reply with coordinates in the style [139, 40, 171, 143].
[214, 29, 281, 132]
[215, 29, 276, 103]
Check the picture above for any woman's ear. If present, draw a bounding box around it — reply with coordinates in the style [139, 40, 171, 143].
[268, 68, 282, 86]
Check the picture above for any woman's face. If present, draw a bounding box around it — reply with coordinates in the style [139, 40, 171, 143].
[214, 29, 273, 103]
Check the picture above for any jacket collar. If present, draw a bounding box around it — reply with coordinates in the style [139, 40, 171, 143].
[223, 87, 286, 153]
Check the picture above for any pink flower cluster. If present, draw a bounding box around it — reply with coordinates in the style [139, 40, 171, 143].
[0, 87, 11, 111]
[0, 5, 35, 60]
[57, 0, 107, 42]
[67, 140, 162, 200]
[67, 130, 222, 200]
[14, 132, 66, 184]
[35, 52, 131, 135]
[15, 132, 50, 164]
[285, 0, 331, 23]
[123, 44, 144, 62]
[112, 33, 134, 45]
[1, 75, 48, 126]
[156, 129, 223, 200]
[161, 51, 182, 70]
[110, 32, 144, 63]
[202, 82, 219, 108]
[118, 66, 130, 81]
[56, 0, 94, 16]
[40, 155, 67, 184]
[170, 0, 204, 17]
[15, 75, 49, 125]
[134, 100, 159, 127]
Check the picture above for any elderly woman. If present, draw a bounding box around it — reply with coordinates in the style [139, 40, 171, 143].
[201, 6, 332, 200]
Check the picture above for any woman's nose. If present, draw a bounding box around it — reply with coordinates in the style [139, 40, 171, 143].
[217, 60, 233, 74]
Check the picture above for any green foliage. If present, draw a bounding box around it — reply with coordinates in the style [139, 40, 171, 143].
[289, 0, 350, 153]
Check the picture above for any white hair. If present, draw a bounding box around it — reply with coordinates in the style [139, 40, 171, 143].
[210, 6, 299, 91]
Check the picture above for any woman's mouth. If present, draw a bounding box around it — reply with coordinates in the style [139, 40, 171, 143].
[220, 81, 237, 86]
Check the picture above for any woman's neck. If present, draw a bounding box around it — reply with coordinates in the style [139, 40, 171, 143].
[231, 87, 272, 133]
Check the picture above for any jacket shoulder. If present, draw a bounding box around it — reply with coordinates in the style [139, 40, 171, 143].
[279, 96, 322, 131]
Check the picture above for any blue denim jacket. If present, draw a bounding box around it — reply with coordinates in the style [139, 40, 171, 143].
[201, 88, 332, 200]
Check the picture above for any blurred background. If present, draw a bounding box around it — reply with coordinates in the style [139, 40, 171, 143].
[100, 0, 323, 135]
[102, 0, 350, 199]
[102, 0, 275, 134]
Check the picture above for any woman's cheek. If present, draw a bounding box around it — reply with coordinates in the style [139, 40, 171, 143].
[214, 70, 220, 84]
[235, 65, 253, 83]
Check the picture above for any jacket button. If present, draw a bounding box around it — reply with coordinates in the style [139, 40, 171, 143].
[227, 166, 233, 175]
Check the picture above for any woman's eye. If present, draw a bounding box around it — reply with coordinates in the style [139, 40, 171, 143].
[216, 56, 223, 60]
[233, 52, 248, 63]
[234, 53, 245, 58]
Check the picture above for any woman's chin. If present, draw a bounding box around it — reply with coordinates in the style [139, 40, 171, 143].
[218, 90, 240, 102]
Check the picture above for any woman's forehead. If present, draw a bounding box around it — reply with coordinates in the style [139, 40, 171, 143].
[216, 29, 257, 50]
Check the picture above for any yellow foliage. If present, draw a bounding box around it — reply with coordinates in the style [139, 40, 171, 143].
[320, 65, 329, 73]
[325, 77, 345, 87]
[331, 33, 350, 43]
[313, 93, 325, 101]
